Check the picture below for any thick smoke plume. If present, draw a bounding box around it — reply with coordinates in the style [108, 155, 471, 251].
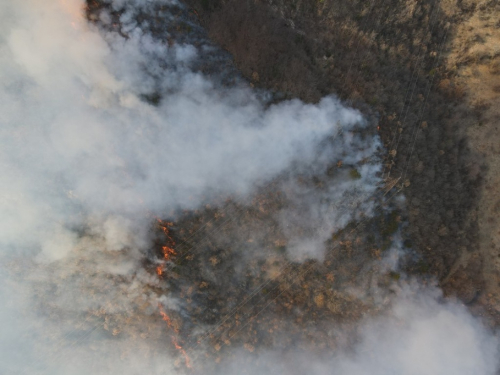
[0, 0, 367, 259]
[0, 0, 498, 374]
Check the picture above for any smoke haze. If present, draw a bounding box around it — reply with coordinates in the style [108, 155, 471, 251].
[0, 0, 498, 374]
[214, 286, 499, 375]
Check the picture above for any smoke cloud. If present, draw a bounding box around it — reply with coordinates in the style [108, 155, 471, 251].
[215, 286, 499, 375]
[0, 0, 498, 374]
[0, 0, 366, 258]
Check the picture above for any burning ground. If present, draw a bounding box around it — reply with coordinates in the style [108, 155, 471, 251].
[0, 0, 498, 374]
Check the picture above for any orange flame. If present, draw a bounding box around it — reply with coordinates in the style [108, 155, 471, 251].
[158, 304, 192, 369]
[154, 219, 177, 277]
[158, 304, 177, 332]
[162, 245, 176, 259]
[157, 219, 175, 239]
[172, 337, 192, 369]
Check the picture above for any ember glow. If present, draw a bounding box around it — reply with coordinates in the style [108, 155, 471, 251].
[156, 219, 176, 276]
[0, 0, 498, 374]
[162, 246, 176, 260]
[158, 303, 180, 337]
[172, 337, 192, 369]
[157, 266, 163, 276]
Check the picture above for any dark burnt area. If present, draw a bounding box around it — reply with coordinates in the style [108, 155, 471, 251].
[144, 184, 391, 356]
[84, 0, 487, 356]
[180, 0, 485, 299]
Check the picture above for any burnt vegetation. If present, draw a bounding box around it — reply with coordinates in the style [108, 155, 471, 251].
[84, 0, 493, 361]
[145, 190, 398, 360]
[181, 0, 486, 300]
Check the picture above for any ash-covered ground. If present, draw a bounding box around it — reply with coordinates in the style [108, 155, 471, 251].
[0, 0, 498, 374]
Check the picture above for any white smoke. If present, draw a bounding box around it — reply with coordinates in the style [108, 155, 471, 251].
[215, 285, 499, 375]
[276, 133, 382, 260]
[0, 0, 498, 374]
[0, 0, 365, 258]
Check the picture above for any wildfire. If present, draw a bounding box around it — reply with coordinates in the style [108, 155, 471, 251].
[155, 221, 191, 368]
[162, 245, 176, 259]
[158, 304, 192, 369]
[158, 304, 177, 332]
[155, 219, 177, 276]
[172, 337, 192, 369]
[157, 218, 174, 235]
